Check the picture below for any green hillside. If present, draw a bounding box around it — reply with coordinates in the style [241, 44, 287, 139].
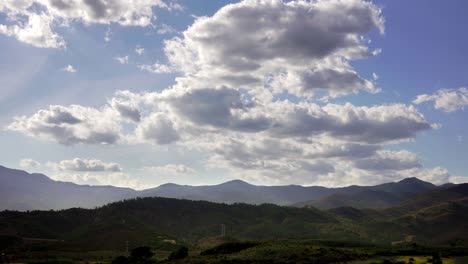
[0, 197, 366, 252]
[1, 184, 468, 261]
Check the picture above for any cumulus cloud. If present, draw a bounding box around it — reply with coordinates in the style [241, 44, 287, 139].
[413, 87, 468, 112]
[62, 65, 77, 73]
[7, 105, 120, 145]
[19, 158, 41, 168]
[0, 0, 179, 48]
[110, 99, 141, 123]
[164, 87, 270, 133]
[0, 12, 66, 48]
[141, 164, 195, 176]
[135, 113, 180, 144]
[49, 158, 122, 172]
[155, 0, 384, 99]
[266, 102, 433, 143]
[142, 88, 433, 143]
[269, 67, 379, 98]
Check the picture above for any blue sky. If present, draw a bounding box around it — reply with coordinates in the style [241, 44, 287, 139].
[0, 0, 467, 189]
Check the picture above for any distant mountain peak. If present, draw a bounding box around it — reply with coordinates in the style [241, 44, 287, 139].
[219, 179, 252, 187]
[398, 177, 433, 186]
[158, 183, 182, 188]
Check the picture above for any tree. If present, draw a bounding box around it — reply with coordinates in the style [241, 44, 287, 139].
[168, 246, 188, 261]
[130, 246, 154, 264]
[430, 253, 443, 264]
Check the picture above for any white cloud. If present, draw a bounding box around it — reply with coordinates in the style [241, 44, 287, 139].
[115, 56, 129, 65]
[137, 88, 434, 144]
[138, 63, 175, 73]
[62, 65, 77, 73]
[313, 166, 452, 188]
[155, 0, 384, 99]
[157, 23, 176, 35]
[142, 164, 195, 176]
[266, 102, 433, 143]
[19, 158, 41, 168]
[0, 12, 66, 48]
[49, 171, 146, 189]
[135, 46, 145, 55]
[449, 176, 468, 184]
[164, 2, 185, 12]
[49, 158, 122, 172]
[0, 0, 179, 48]
[110, 98, 141, 123]
[7, 104, 121, 145]
[413, 87, 468, 112]
[353, 150, 421, 171]
[135, 113, 180, 145]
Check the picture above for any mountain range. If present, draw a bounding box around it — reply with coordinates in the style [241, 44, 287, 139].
[0, 165, 442, 211]
[1, 183, 468, 251]
[2, 164, 468, 250]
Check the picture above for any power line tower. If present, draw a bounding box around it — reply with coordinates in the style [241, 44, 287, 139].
[220, 224, 226, 237]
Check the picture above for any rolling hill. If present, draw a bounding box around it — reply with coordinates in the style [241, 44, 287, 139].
[0, 197, 351, 251]
[327, 183, 468, 244]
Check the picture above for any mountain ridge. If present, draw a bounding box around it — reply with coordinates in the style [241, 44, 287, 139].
[0, 165, 447, 211]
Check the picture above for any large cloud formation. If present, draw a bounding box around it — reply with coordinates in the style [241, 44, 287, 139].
[0, 0, 182, 48]
[149, 0, 383, 99]
[6, 0, 458, 186]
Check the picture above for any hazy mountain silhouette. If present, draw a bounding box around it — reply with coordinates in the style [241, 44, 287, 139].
[295, 177, 437, 209]
[0, 165, 439, 210]
[0, 166, 137, 210]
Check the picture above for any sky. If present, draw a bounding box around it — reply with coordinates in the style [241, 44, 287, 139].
[1, 0, 468, 189]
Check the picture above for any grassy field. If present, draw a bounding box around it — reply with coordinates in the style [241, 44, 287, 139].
[4, 239, 468, 264]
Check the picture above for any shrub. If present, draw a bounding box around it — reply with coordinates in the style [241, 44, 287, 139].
[111, 256, 130, 264]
